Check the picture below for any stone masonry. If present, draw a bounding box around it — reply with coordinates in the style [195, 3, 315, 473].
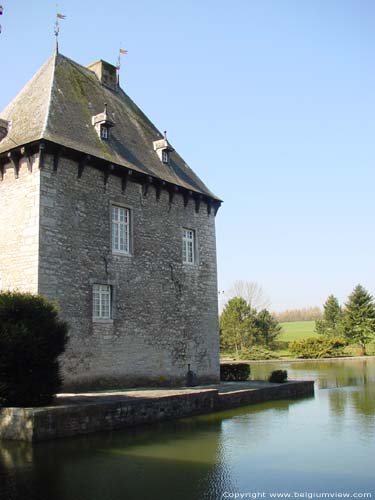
[39, 156, 219, 389]
[0, 155, 40, 293]
[0, 153, 220, 389]
[0, 51, 221, 390]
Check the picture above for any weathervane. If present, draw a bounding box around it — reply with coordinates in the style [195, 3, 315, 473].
[0, 4, 4, 34]
[54, 8, 66, 52]
[116, 47, 128, 85]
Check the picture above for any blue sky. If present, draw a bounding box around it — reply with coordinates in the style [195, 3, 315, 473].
[1, 0, 374, 311]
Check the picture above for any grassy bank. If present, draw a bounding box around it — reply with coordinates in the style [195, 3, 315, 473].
[278, 320, 318, 342]
[221, 319, 375, 360]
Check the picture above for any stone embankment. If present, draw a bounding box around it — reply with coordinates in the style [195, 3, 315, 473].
[0, 380, 314, 442]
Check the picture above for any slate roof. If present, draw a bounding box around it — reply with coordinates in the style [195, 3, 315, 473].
[0, 51, 219, 200]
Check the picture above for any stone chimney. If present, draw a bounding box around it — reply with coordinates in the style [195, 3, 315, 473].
[87, 60, 118, 90]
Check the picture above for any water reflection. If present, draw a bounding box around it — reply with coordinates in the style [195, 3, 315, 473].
[251, 358, 375, 391]
[0, 419, 234, 500]
[1, 359, 375, 500]
[0, 399, 305, 500]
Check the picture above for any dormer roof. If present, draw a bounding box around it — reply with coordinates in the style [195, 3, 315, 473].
[0, 52, 219, 201]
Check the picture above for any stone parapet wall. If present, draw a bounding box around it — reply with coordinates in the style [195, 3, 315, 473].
[217, 380, 315, 410]
[0, 381, 314, 442]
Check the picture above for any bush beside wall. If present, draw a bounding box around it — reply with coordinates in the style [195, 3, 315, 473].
[268, 370, 288, 383]
[220, 363, 250, 381]
[0, 292, 68, 407]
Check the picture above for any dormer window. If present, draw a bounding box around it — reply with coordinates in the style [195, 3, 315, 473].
[153, 131, 174, 165]
[0, 118, 9, 142]
[100, 124, 109, 140]
[162, 150, 169, 164]
[92, 104, 115, 141]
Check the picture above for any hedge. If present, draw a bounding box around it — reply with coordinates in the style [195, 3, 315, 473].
[220, 363, 250, 381]
[289, 336, 347, 359]
[268, 370, 288, 383]
[0, 291, 68, 407]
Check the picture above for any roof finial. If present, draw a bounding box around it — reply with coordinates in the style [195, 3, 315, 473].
[164, 130, 167, 140]
[116, 47, 128, 86]
[54, 7, 66, 52]
[0, 4, 4, 35]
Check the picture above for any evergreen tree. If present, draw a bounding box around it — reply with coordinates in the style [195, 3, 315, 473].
[220, 297, 257, 355]
[255, 309, 282, 347]
[316, 294, 342, 336]
[343, 285, 375, 356]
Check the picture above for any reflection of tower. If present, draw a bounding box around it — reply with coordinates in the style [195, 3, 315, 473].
[0, 440, 35, 499]
[0, 398, 310, 499]
[0, 417, 236, 500]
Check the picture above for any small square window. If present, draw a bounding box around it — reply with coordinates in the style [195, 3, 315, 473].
[93, 284, 112, 320]
[112, 205, 131, 254]
[183, 228, 196, 264]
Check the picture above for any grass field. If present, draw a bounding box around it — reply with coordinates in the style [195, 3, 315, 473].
[278, 320, 319, 343]
[278, 320, 375, 356]
[221, 319, 375, 359]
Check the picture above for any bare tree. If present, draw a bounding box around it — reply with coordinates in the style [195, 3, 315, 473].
[226, 280, 270, 311]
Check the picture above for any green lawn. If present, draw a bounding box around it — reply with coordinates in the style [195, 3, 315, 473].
[278, 320, 319, 343]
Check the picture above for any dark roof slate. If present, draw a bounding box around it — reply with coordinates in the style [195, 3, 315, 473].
[0, 52, 219, 200]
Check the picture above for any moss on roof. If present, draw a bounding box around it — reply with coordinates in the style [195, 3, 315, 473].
[0, 51, 219, 200]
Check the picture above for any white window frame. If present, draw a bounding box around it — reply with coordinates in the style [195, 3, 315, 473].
[92, 284, 112, 320]
[183, 228, 196, 265]
[111, 205, 131, 254]
[162, 149, 169, 164]
[100, 124, 109, 140]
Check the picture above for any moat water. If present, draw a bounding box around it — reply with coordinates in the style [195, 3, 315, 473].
[1, 359, 375, 500]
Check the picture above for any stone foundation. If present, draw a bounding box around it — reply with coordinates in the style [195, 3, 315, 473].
[0, 381, 314, 442]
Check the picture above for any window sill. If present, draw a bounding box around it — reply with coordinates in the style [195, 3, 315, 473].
[112, 251, 132, 257]
[92, 319, 114, 324]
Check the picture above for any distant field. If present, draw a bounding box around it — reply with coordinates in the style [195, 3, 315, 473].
[278, 320, 319, 343]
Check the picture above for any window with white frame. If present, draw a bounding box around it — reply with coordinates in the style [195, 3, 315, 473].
[93, 284, 112, 320]
[162, 149, 169, 164]
[100, 124, 109, 140]
[183, 228, 195, 264]
[112, 205, 130, 254]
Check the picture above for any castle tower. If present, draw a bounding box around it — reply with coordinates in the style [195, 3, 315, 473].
[0, 52, 221, 389]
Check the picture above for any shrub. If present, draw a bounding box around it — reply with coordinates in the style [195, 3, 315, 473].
[220, 363, 250, 381]
[0, 291, 68, 407]
[289, 336, 347, 359]
[238, 346, 279, 361]
[268, 370, 288, 383]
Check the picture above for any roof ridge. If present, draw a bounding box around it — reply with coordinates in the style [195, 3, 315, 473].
[41, 51, 59, 137]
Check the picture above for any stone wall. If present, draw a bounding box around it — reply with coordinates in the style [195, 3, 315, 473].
[0, 390, 218, 441]
[0, 382, 315, 442]
[0, 156, 40, 293]
[38, 155, 220, 389]
[217, 380, 315, 410]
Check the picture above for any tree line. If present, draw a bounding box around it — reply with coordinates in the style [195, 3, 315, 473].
[273, 307, 323, 323]
[220, 281, 375, 359]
